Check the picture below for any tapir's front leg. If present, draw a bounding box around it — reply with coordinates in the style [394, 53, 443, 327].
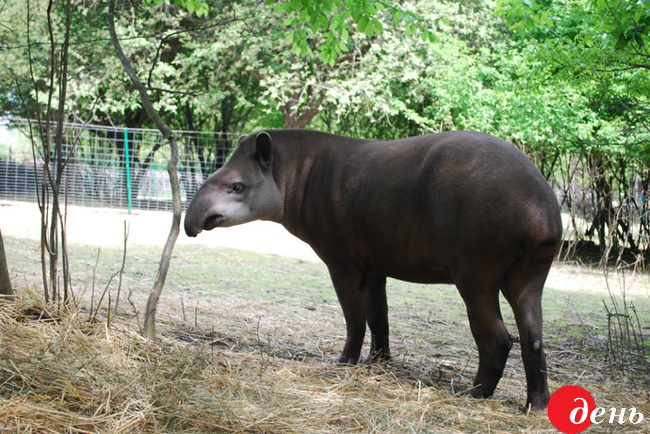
[365, 273, 391, 363]
[327, 266, 367, 364]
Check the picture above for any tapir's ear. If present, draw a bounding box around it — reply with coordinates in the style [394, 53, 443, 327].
[255, 131, 273, 169]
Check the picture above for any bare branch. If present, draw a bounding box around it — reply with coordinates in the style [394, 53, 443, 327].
[114, 220, 130, 315]
[146, 16, 239, 88]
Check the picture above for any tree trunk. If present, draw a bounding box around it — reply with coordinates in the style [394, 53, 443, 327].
[109, 0, 182, 339]
[282, 101, 322, 129]
[0, 229, 13, 298]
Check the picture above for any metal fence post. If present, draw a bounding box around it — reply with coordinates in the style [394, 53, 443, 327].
[152, 162, 158, 198]
[123, 128, 132, 214]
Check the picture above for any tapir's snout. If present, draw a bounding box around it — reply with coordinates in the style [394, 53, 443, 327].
[184, 189, 209, 237]
[184, 208, 201, 238]
[185, 208, 224, 237]
[184, 218, 200, 237]
[184, 181, 231, 237]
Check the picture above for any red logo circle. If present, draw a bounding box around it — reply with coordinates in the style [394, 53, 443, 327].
[548, 386, 595, 434]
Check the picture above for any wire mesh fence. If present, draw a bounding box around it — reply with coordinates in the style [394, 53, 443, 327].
[0, 117, 239, 211]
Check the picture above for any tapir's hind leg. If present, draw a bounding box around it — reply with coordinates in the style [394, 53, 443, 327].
[502, 243, 557, 414]
[456, 277, 513, 400]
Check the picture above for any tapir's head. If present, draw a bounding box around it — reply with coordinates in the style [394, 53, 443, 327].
[184, 131, 283, 237]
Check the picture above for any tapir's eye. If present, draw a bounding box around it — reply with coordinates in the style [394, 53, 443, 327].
[230, 182, 245, 194]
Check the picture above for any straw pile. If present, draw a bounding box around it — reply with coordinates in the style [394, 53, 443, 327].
[0, 291, 647, 433]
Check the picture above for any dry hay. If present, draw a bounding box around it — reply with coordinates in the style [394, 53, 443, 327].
[0, 292, 647, 434]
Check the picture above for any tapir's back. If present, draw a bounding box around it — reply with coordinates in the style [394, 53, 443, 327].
[297, 131, 561, 282]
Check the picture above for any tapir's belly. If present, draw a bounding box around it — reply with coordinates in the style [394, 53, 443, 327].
[381, 264, 455, 285]
[366, 247, 456, 284]
[350, 226, 457, 285]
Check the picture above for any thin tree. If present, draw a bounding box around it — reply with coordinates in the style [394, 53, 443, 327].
[0, 230, 13, 298]
[108, 0, 182, 339]
[21, 0, 74, 304]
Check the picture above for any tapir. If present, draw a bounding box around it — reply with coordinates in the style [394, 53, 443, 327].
[184, 130, 562, 414]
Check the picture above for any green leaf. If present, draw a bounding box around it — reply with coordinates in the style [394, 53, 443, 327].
[319, 15, 328, 28]
[372, 19, 383, 35]
[358, 16, 369, 32]
[393, 12, 403, 26]
[319, 50, 329, 63]
[405, 22, 415, 35]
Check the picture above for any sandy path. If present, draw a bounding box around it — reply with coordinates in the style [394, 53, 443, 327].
[0, 200, 320, 262]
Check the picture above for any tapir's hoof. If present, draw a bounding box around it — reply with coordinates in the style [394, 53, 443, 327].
[333, 354, 360, 365]
[528, 404, 548, 416]
[526, 397, 549, 415]
[363, 352, 392, 364]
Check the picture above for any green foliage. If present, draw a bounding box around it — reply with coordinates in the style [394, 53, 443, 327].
[491, 0, 650, 263]
[495, 0, 650, 162]
[151, 0, 439, 65]
[272, 0, 439, 65]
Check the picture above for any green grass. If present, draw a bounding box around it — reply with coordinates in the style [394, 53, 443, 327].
[6, 233, 648, 315]
[5, 233, 648, 336]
